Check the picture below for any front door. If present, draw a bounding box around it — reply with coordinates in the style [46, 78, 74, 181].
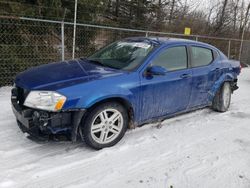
[140, 45, 192, 122]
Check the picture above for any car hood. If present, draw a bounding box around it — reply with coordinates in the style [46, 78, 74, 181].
[15, 59, 124, 90]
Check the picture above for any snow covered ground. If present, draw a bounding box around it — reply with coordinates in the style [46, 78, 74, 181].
[0, 69, 250, 188]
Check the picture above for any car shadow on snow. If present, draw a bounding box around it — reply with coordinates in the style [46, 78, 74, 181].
[22, 132, 95, 152]
[19, 104, 241, 154]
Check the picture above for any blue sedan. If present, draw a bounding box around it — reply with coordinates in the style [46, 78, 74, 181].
[12, 37, 241, 149]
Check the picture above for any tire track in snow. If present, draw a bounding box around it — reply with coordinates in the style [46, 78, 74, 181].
[0, 69, 250, 188]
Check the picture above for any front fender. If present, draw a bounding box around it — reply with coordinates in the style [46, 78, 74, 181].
[82, 93, 134, 109]
[208, 73, 234, 101]
[59, 72, 140, 110]
[61, 85, 135, 110]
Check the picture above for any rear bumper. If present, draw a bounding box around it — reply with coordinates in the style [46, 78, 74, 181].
[11, 88, 86, 141]
[231, 79, 239, 92]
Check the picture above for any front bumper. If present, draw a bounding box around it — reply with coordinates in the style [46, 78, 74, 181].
[11, 87, 85, 141]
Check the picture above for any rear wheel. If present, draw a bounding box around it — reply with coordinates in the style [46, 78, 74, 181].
[212, 82, 231, 112]
[82, 102, 128, 150]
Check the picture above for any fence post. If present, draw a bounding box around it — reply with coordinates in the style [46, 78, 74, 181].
[61, 22, 65, 61]
[239, 26, 245, 61]
[239, 40, 243, 61]
[227, 40, 231, 58]
[145, 32, 148, 37]
[72, 0, 78, 59]
[195, 36, 198, 41]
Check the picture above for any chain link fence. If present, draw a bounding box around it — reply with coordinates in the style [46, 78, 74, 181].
[1, 16, 250, 87]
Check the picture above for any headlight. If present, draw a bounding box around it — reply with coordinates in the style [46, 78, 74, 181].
[24, 91, 67, 112]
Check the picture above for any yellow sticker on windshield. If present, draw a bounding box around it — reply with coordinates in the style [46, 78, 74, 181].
[132, 43, 151, 49]
[117, 42, 151, 49]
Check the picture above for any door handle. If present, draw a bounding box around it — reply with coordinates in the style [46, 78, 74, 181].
[180, 74, 192, 79]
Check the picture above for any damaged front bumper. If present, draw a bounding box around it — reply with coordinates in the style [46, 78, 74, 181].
[11, 87, 85, 142]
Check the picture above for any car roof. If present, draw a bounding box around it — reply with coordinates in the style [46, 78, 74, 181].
[125, 37, 217, 50]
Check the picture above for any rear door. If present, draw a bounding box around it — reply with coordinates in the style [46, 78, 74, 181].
[188, 45, 222, 108]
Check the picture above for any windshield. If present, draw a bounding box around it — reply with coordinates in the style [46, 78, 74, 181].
[88, 40, 156, 71]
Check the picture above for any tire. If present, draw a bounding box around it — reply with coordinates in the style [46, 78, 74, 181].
[212, 82, 232, 112]
[81, 102, 128, 150]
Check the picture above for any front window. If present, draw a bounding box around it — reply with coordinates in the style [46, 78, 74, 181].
[88, 40, 157, 71]
[151, 46, 188, 71]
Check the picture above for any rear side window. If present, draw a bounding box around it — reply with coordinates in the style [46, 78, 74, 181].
[152, 46, 188, 71]
[191, 46, 213, 67]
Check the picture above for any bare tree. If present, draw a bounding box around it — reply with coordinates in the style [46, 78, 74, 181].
[169, 0, 176, 24]
[232, 0, 240, 31]
[239, 2, 250, 37]
[214, 0, 229, 34]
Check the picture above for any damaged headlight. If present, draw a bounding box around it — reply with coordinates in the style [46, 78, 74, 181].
[24, 91, 66, 112]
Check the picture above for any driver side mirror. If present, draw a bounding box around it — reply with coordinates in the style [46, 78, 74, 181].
[146, 66, 167, 76]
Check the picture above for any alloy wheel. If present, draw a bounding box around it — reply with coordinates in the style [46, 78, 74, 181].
[90, 108, 124, 144]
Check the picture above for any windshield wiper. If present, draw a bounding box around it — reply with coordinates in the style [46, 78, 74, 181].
[86, 58, 104, 66]
[86, 58, 119, 70]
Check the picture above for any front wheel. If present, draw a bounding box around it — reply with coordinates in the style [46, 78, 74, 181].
[212, 82, 232, 112]
[82, 102, 128, 150]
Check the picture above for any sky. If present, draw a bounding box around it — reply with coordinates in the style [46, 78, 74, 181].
[187, 0, 217, 10]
